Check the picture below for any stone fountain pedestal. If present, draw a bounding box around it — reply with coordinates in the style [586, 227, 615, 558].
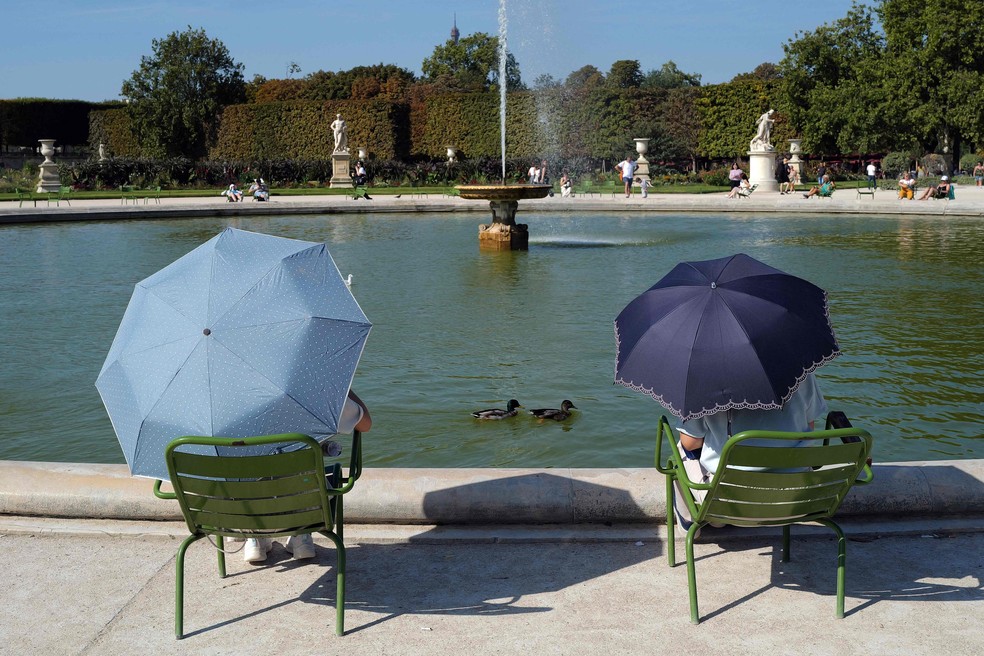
[456, 184, 552, 251]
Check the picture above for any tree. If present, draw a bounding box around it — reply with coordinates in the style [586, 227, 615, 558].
[421, 32, 522, 91]
[607, 60, 643, 88]
[642, 61, 702, 89]
[564, 65, 605, 91]
[121, 27, 245, 159]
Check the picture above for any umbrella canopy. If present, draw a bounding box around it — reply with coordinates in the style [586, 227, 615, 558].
[96, 228, 371, 480]
[614, 253, 839, 421]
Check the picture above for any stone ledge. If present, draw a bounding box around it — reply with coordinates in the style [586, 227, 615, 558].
[1, 460, 982, 524]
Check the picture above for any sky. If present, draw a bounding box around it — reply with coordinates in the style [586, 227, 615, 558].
[1, 0, 870, 102]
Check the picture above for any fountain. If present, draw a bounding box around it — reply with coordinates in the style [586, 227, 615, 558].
[455, 0, 551, 251]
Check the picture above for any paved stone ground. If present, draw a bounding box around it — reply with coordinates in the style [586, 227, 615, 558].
[1, 517, 981, 655]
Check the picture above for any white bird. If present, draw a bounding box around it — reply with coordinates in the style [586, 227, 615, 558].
[344, 274, 353, 287]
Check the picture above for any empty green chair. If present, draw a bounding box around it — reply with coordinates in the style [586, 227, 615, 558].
[656, 413, 873, 624]
[154, 431, 364, 638]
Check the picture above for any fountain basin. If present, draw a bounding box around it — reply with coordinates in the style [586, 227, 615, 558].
[456, 184, 552, 201]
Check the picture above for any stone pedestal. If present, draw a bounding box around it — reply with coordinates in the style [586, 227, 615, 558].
[479, 200, 528, 251]
[36, 139, 61, 193]
[634, 138, 650, 183]
[747, 150, 779, 193]
[329, 152, 353, 188]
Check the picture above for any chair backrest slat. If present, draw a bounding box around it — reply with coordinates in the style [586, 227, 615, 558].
[175, 472, 322, 499]
[704, 496, 838, 521]
[726, 442, 863, 469]
[196, 507, 327, 533]
[171, 448, 316, 479]
[180, 488, 323, 516]
[720, 464, 857, 489]
[716, 478, 848, 504]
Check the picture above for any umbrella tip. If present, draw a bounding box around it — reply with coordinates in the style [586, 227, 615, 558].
[203, 328, 211, 336]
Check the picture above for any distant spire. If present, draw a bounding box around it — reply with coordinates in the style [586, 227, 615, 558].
[451, 13, 460, 44]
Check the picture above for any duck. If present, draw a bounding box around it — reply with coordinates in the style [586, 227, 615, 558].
[530, 400, 578, 421]
[471, 399, 523, 419]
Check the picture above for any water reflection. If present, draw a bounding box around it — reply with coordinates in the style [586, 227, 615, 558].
[0, 212, 980, 467]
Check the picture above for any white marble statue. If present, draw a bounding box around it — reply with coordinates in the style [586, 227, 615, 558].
[331, 114, 348, 153]
[750, 109, 776, 151]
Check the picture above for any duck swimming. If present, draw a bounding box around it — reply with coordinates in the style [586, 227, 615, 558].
[530, 400, 578, 421]
[471, 399, 523, 419]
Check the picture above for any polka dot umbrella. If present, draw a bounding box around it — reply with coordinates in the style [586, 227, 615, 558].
[95, 228, 371, 481]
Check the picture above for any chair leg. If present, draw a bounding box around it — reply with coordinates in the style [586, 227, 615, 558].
[175, 534, 205, 639]
[685, 524, 701, 624]
[782, 525, 791, 562]
[319, 531, 347, 636]
[817, 518, 847, 618]
[666, 473, 676, 566]
[216, 535, 227, 578]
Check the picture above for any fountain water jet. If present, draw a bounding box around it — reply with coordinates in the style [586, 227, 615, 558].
[456, 0, 551, 251]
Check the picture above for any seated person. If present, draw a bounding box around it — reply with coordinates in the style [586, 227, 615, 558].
[802, 175, 834, 198]
[726, 173, 750, 198]
[673, 373, 828, 528]
[898, 171, 916, 199]
[560, 171, 573, 197]
[222, 183, 243, 202]
[353, 161, 368, 186]
[918, 176, 950, 200]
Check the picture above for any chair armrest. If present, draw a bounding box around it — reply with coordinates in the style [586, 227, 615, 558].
[326, 430, 363, 495]
[153, 479, 177, 500]
[825, 411, 874, 481]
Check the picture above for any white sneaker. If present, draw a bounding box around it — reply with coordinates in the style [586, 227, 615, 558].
[285, 534, 315, 560]
[244, 537, 273, 563]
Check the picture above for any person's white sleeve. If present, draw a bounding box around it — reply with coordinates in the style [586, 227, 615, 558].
[336, 396, 364, 435]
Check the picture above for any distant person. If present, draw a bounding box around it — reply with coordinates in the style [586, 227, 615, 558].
[539, 159, 550, 185]
[918, 176, 951, 200]
[527, 161, 540, 184]
[816, 162, 826, 185]
[803, 175, 835, 198]
[726, 173, 750, 198]
[898, 171, 916, 199]
[866, 161, 878, 189]
[615, 155, 637, 198]
[777, 157, 792, 194]
[636, 177, 652, 198]
[728, 163, 743, 190]
[560, 171, 573, 197]
[353, 161, 368, 186]
[788, 164, 801, 190]
[223, 183, 243, 202]
[974, 162, 984, 187]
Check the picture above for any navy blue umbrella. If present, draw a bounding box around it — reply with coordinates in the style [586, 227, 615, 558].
[614, 253, 840, 421]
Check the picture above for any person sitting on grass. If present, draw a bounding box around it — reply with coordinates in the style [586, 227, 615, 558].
[803, 175, 834, 198]
[726, 173, 750, 198]
[918, 176, 950, 200]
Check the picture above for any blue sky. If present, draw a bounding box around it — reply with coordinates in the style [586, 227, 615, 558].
[1, 0, 867, 102]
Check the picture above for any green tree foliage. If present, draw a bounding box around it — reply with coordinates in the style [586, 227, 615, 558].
[121, 27, 246, 159]
[565, 65, 605, 91]
[607, 60, 643, 88]
[878, 0, 984, 160]
[421, 32, 522, 91]
[642, 61, 702, 89]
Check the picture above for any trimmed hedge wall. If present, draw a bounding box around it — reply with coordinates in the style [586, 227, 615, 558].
[89, 108, 140, 156]
[0, 99, 120, 150]
[209, 100, 410, 160]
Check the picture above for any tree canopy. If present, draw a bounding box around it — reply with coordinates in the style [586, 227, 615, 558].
[642, 61, 702, 89]
[421, 32, 522, 91]
[121, 27, 245, 159]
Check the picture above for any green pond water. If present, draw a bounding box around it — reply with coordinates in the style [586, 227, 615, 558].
[0, 211, 981, 468]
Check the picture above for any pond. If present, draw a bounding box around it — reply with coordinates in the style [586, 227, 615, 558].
[0, 211, 981, 468]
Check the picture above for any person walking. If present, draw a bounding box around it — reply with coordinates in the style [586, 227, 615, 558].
[728, 163, 743, 190]
[973, 161, 984, 187]
[777, 157, 791, 194]
[866, 161, 878, 190]
[615, 155, 637, 198]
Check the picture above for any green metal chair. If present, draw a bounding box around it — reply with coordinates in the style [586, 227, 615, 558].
[656, 413, 873, 624]
[154, 431, 364, 638]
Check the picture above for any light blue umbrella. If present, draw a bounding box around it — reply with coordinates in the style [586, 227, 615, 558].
[95, 227, 371, 480]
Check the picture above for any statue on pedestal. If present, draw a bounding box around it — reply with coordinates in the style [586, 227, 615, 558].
[750, 109, 776, 152]
[331, 113, 348, 153]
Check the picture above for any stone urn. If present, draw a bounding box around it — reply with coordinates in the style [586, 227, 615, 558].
[36, 139, 61, 193]
[357, 147, 368, 160]
[633, 138, 651, 182]
[446, 146, 457, 164]
[788, 139, 804, 180]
